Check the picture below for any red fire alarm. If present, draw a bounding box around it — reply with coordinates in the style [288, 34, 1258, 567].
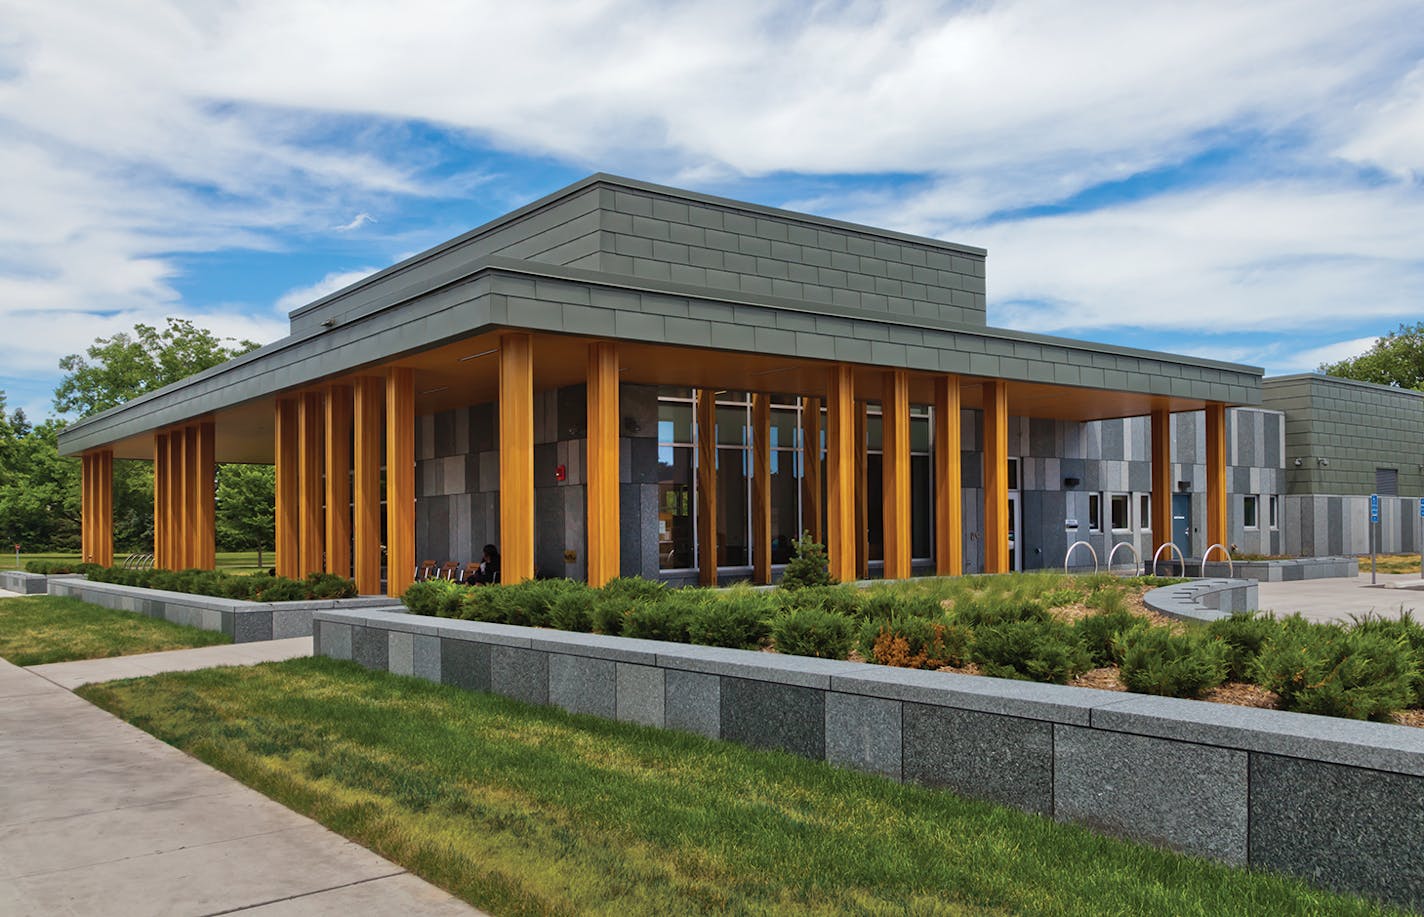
[555, 464, 567, 482]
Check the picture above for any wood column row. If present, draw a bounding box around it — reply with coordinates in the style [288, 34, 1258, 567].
[151, 422, 214, 570]
[81, 449, 113, 567]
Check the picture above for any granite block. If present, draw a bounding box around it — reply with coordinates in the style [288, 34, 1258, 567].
[1054, 725, 1247, 864]
[1250, 753, 1424, 911]
[432, 620, 535, 647]
[1088, 693, 1424, 776]
[656, 643, 862, 689]
[352, 625, 389, 671]
[271, 608, 313, 639]
[412, 634, 441, 683]
[440, 638, 491, 692]
[527, 629, 663, 665]
[231, 611, 273, 644]
[490, 645, 550, 706]
[665, 669, 721, 739]
[829, 666, 1121, 726]
[548, 653, 617, 718]
[902, 702, 1053, 815]
[321, 621, 353, 661]
[720, 676, 825, 759]
[388, 630, 415, 677]
[825, 691, 902, 780]
[616, 663, 665, 727]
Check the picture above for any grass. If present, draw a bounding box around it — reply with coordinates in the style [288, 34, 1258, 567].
[5, 550, 274, 574]
[1360, 554, 1423, 575]
[0, 595, 230, 665]
[79, 657, 1402, 917]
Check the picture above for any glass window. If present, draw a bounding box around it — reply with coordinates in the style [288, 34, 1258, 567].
[911, 453, 932, 559]
[657, 445, 694, 570]
[769, 446, 799, 565]
[1088, 493, 1102, 532]
[1269, 495, 1279, 530]
[1110, 494, 1130, 531]
[910, 415, 930, 452]
[866, 411, 883, 452]
[716, 403, 747, 446]
[769, 407, 799, 450]
[1138, 494, 1151, 531]
[716, 448, 750, 566]
[1243, 495, 1259, 530]
[658, 399, 692, 445]
[1007, 458, 1020, 491]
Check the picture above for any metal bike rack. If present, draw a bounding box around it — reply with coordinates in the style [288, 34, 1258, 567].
[1106, 541, 1141, 576]
[1063, 540, 1099, 575]
[1151, 542, 1186, 577]
[1200, 543, 1234, 578]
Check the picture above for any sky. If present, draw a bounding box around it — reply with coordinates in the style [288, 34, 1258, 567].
[2, 0, 1422, 421]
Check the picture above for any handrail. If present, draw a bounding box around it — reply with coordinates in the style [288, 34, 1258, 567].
[1152, 542, 1186, 577]
[1063, 540, 1099, 574]
[1107, 541, 1141, 576]
[1200, 543, 1234, 578]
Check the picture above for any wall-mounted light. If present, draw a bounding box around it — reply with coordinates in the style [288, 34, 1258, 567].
[1293, 457, 1303, 467]
[320, 318, 336, 328]
[1177, 480, 1191, 492]
[1317, 457, 1330, 467]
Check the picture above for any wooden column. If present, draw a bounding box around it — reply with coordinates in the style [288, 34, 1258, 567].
[1151, 407, 1174, 559]
[298, 392, 325, 576]
[855, 403, 869, 579]
[586, 343, 620, 587]
[800, 396, 822, 544]
[935, 376, 963, 576]
[882, 371, 911, 580]
[751, 393, 772, 584]
[81, 453, 93, 563]
[274, 399, 299, 579]
[498, 334, 534, 585]
[695, 388, 718, 586]
[324, 385, 353, 578]
[1206, 403, 1228, 551]
[193, 423, 215, 570]
[96, 449, 112, 567]
[167, 431, 184, 569]
[982, 380, 1009, 574]
[352, 377, 384, 595]
[152, 432, 166, 568]
[825, 365, 857, 583]
[182, 426, 200, 569]
[386, 367, 416, 596]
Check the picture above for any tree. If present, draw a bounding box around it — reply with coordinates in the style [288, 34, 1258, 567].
[54, 317, 259, 417]
[215, 464, 275, 565]
[1320, 322, 1424, 390]
[0, 396, 80, 551]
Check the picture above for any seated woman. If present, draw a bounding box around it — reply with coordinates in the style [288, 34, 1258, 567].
[465, 544, 501, 585]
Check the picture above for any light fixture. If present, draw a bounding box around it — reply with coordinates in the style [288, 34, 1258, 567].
[1317, 457, 1329, 467]
[1177, 480, 1191, 492]
[750, 366, 793, 377]
[419, 386, 448, 395]
[1293, 457, 1303, 467]
[320, 318, 336, 328]
[458, 348, 498, 362]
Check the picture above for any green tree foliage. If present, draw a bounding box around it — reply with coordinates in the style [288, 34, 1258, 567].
[215, 464, 276, 558]
[1320, 321, 1424, 390]
[0, 395, 80, 550]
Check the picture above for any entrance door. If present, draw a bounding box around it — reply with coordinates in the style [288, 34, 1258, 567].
[1172, 493, 1192, 559]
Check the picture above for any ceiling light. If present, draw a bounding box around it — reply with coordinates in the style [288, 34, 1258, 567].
[458, 348, 498, 362]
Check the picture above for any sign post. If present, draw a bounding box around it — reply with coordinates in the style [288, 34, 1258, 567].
[1419, 498, 1423, 580]
[11, 544, 18, 571]
[1370, 494, 1380, 585]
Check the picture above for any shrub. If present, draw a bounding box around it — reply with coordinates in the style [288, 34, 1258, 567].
[24, 560, 98, 575]
[1116, 626, 1228, 698]
[1253, 618, 1416, 720]
[856, 590, 903, 622]
[621, 600, 692, 643]
[304, 572, 358, 599]
[1074, 609, 1142, 667]
[860, 615, 971, 669]
[590, 592, 631, 636]
[971, 618, 1090, 684]
[1205, 611, 1280, 682]
[402, 578, 465, 617]
[1085, 588, 1127, 616]
[256, 579, 308, 602]
[780, 533, 833, 590]
[1038, 587, 1079, 609]
[952, 593, 1048, 629]
[459, 586, 523, 624]
[1350, 612, 1424, 707]
[548, 588, 597, 632]
[774, 584, 863, 618]
[771, 607, 854, 659]
[600, 576, 666, 603]
[499, 579, 581, 627]
[687, 592, 771, 649]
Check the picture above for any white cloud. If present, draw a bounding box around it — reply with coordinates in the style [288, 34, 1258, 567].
[1279, 336, 1383, 373]
[334, 212, 376, 232]
[274, 269, 381, 315]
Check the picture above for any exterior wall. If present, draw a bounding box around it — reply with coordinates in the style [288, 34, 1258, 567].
[415, 384, 659, 579]
[318, 608, 1424, 912]
[1284, 495, 1422, 556]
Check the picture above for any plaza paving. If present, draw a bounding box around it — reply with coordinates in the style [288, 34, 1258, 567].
[1256, 571, 1424, 623]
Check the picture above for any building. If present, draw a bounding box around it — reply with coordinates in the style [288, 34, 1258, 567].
[61, 174, 1354, 595]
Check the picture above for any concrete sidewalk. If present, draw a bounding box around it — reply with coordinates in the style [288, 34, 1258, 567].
[0, 657, 482, 916]
[1256, 571, 1423, 623]
[28, 637, 314, 690]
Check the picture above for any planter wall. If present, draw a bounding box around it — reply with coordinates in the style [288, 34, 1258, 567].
[315, 608, 1424, 911]
[1202, 557, 1358, 582]
[49, 579, 397, 642]
[0, 571, 50, 594]
[1143, 578, 1258, 623]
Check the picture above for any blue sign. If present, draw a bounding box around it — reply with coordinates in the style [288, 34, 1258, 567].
[1419, 497, 1423, 518]
[1370, 493, 1380, 525]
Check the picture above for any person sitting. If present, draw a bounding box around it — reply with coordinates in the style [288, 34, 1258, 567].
[465, 544, 501, 585]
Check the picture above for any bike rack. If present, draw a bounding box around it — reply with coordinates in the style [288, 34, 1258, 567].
[1106, 541, 1141, 576]
[1063, 540, 1099, 575]
[1200, 543, 1234, 578]
[1151, 542, 1186, 577]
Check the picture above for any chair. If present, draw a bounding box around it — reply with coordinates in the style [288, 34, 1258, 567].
[414, 560, 437, 581]
[438, 561, 461, 581]
[461, 562, 480, 583]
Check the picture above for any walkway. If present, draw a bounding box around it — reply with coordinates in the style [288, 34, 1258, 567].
[28, 637, 313, 690]
[0, 652, 482, 916]
[1255, 571, 1424, 623]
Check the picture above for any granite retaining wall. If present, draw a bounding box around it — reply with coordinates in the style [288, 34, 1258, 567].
[0, 571, 50, 594]
[49, 579, 396, 642]
[1143, 578, 1259, 623]
[1202, 557, 1358, 582]
[315, 607, 1424, 910]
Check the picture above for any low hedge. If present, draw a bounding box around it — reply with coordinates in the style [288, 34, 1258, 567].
[81, 565, 357, 601]
[25, 560, 101, 575]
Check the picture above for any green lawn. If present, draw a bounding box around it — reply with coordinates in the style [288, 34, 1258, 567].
[4, 550, 274, 574]
[79, 658, 1400, 917]
[0, 595, 230, 665]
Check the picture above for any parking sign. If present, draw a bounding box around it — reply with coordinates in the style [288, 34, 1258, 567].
[1370, 493, 1380, 525]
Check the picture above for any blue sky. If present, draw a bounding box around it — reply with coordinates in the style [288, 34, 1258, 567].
[2, 0, 1423, 421]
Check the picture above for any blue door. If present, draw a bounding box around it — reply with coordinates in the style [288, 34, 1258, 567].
[1172, 493, 1192, 559]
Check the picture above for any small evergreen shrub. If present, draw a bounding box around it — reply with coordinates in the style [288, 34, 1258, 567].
[1116, 626, 1228, 698]
[952, 594, 1048, 629]
[548, 588, 597, 632]
[780, 533, 833, 590]
[771, 607, 854, 659]
[590, 592, 631, 636]
[859, 615, 971, 669]
[1205, 611, 1280, 682]
[773, 584, 863, 618]
[402, 578, 463, 617]
[1253, 618, 1416, 720]
[1350, 612, 1424, 707]
[256, 579, 308, 602]
[600, 576, 666, 603]
[621, 600, 692, 643]
[24, 560, 99, 575]
[1085, 588, 1127, 615]
[687, 592, 771, 649]
[1074, 609, 1142, 667]
[971, 618, 1090, 684]
[304, 572, 358, 599]
[1038, 587, 1079, 609]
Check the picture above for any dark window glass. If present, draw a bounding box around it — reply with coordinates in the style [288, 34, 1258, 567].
[912, 453, 932, 559]
[716, 448, 749, 566]
[658, 445, 694, 569]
